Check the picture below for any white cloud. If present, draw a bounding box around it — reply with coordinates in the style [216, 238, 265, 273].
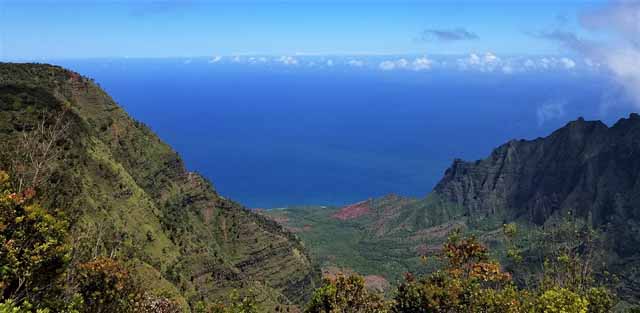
[379, 60, 396, 71]
[326, 59, 334, 67]
[604, 48, 640, 105]
[524, 59, 536, 68]
[537, 100, 567, 126]
[539, 57, 551, 69]
[457, 52, 501, 72]
[348, 59, 364, 67]
[379, 58, 410, 71]
[560, 57, 576, 69]
[246, 56, 267, 64]
[502, 65, 514, 74]
[232, 56, 242, 63]
[467, 53, 481, 65]
[208, 56, 222, 63]
[183, 59, 192, 65]
[541, 2, 640, 107]
[483, 52, 499, 64]
[412, 57, 433, 71]
[583, 58, 597, 68]
[277, 56, 298, 65]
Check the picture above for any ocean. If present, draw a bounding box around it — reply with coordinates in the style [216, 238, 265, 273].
[52, 57, 631, 208]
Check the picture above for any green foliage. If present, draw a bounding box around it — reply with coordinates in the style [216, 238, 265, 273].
[0, 171, 70, 309]
[538, 216, 605, 294]
[300, 231, 621, 313]
[536, 287, 588, 313]
[625, 307, 640, 313]
[391, 232, 519, 313]
[1, 62, 318, 309]
[585, 287, 615, 313]
[305, 274, 388, 313]
[193, 289, 261, 313]
[0, 300, 49, 313]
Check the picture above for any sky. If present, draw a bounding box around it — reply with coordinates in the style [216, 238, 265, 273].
[1, 0, 638, 109]
[0, 0, 613, 59]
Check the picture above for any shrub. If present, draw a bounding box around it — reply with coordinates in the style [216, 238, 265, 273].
[585, 287, 615, 313]
[75, 257, 142, 313]
[194, 289, 260, 313]
[0, 171, 70, 309]
[536, 287, 588, 313]
[391, 232, 520, 313]
[305, 274, 388, 313]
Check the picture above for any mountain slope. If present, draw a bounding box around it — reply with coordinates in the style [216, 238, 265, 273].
[0, 63, 318, 310]
[433, 115, 640, 301]
[435, 116, 640, 227]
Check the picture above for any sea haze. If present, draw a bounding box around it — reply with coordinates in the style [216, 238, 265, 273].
[54, 57, 631, 208]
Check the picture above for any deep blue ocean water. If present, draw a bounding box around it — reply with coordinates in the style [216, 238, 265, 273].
[53, 58, 632, 208]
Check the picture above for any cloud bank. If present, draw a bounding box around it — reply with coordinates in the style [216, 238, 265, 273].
[537, 100, 567, 126]
[379, 57, 434, 71]
[540, 1, 640, 107]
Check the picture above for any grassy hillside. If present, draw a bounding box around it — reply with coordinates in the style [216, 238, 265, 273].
[0, 63, 318, 311]
[260, 194, 467, 290]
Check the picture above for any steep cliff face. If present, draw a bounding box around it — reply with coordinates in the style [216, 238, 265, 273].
[434, 116, 640, 227]
[432, 115, 640, 302]
[0, 63, 317, 309]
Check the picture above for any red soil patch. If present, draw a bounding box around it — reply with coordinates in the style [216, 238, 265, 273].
[332, 200, 371, 220]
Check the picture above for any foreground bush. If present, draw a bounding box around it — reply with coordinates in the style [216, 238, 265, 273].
[75, 257, 143, 313]
[391, 233, 527, 313]
[0, 171, 70, 311]
[303, 230, 619, 313]
[305, 274, 388, 313]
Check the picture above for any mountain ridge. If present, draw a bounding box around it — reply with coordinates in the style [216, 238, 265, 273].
[435, 114, 640, 227]
[0, 62, 318, 310]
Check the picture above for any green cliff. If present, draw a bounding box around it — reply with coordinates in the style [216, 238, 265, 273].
[0, 63, 318, 311]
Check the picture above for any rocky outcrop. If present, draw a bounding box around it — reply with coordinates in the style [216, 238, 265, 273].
[434, 115, 640, 226]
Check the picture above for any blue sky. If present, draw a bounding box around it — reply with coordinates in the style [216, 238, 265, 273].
[0, 0, 610, 59]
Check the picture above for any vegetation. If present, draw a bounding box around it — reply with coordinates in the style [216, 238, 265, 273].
[0, 171, 70, 311]
[2, 62, 639, 312]
[304, 231, 624, 313]
[0, 62, 319, 311]
[305, 275, 388, 313]
[264, 199, 640, 309]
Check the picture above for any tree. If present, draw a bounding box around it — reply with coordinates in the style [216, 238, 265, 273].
[7, 110, 70, 194]
[503, 217, 616, 313]
[391, 231, 523, 313]
[305, 274, 388, 313]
